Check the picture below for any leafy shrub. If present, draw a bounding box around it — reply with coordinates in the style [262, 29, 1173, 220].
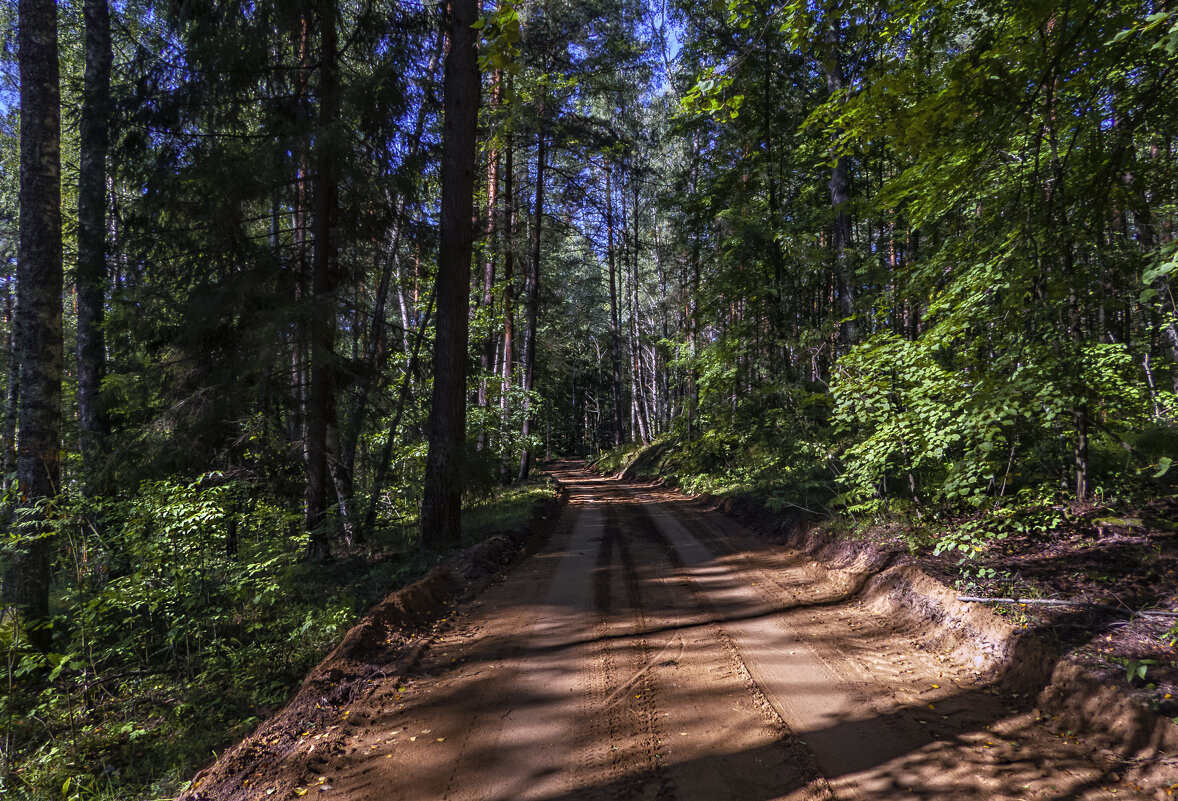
[1, 468, 552, 801]
[832, 333, 1170, 515]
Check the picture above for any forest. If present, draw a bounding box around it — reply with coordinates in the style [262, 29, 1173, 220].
[1, 0, 1176, 798]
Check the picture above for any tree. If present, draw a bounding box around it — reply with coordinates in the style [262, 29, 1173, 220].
[420, 0, 481, 548]
[605, 163, 625, 446]
[819, 6, 855, 348]
[6, 0, 63, 651]
[305, 0, 339, 558]
[516, 118, 545, 481]
[76, 0, 113, 480]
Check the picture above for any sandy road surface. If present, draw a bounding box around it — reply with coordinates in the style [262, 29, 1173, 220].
[296, 468, 1165, 800]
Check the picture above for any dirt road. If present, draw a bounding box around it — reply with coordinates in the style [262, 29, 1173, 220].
[286, 468, 1168, 800]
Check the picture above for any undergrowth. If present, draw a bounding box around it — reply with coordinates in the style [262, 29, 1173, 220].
[602, 420, 1175, 563]
[0, 473, 553, 801]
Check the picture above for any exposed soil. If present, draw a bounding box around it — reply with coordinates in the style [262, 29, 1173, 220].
[734, 495, 1178, 722]
[933, 501, 1178, 720]
[181, 466, 1178, 801]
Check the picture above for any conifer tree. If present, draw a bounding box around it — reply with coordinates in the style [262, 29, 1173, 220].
[7, 0, 63, 651]
[421, 0, 481, 547]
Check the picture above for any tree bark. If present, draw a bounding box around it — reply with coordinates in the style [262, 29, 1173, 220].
[499, 118, 515, 482]
[477, 71, 503, 450]
[306, 0, 339, 558]
[289, 11, 312, 532]
[821, 10, 855, 347]
[421, 0, 480, 548]
[687, 132, 701, 440]
[6, 0, 63, 652]
[605, 165, 625, 446]
[3, 285, 18, 494]
[630, 178, 655, 439]
[76, 0, 112, 482]
[517, 124, 545, 482]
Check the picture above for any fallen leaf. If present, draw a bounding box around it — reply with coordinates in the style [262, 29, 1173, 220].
[436, 738, 446, 742]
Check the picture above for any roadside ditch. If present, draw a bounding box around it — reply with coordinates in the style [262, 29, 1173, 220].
[691, 489, 1178, 766]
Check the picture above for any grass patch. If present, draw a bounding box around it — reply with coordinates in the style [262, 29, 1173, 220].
[589, 442, 644, 476]
[462, 475, 556, 542]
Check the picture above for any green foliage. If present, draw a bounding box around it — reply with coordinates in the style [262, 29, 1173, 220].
[832, 331, 1175, 517]
[832, 334, 967, 513]
[1, 478, 333, 799]
[1, 471, 554, 800]
[680, 67, 743, 120]
[461, 476, 556, 540]
[617, 342, 837, 511]
[476, 2, 522, 76]
[1126, 657, 1159, 685]
[590, 442, 644, 476]
[931, 503, 1065, 557]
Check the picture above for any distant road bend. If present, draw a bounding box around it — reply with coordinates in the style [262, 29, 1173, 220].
[316, 465, 1154, 801]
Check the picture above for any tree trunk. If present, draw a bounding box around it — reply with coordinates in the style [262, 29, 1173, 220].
[363, 289, 435, 539]
[517, 125, 545, 482]
[476, 71, 503, 451]
[3, 285, 18, 494]
[653, 215, 670, 430]
[76, 0, 112, 482]
[6, 0, 63, 652]
[421, 0, 480, 548]
[306, 0, 338, 558]
[630, 179, 655, 439]
[605, 165, 625, 446]
[499, 119, 515, 482]
[686, 131, 701, 441]
[821, 10, 855, 347]
[291, 10, 312, 535]
[339, 35, 443, 542]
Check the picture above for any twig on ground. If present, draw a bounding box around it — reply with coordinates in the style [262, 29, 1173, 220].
[956, 596, 1178, 619]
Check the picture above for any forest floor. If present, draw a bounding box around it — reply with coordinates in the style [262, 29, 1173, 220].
[182, 464, 1178, 801]
[924, 502, 1178, 712]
